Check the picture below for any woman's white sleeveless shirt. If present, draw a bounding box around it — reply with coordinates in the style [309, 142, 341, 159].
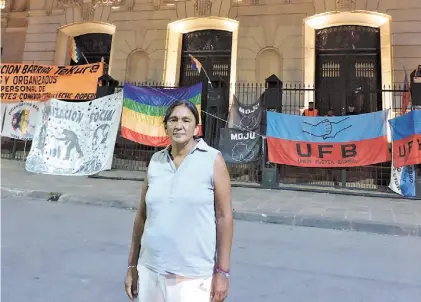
[138, 139, 221, 278]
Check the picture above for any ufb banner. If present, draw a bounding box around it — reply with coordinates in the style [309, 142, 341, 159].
[389, 160, 416, 197]
[0, 63, 103, 102]
[266, 110, 391, 167]
[122, 83, 202, 147]
[218, 128, 261, 163]
[388, 110, 421, 167]
[25, 92, 123, 176]
[1, 101, 45, 140]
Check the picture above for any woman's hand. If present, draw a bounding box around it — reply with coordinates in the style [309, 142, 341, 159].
[125, 267, 139, 301]
[210, 273, 229, 302]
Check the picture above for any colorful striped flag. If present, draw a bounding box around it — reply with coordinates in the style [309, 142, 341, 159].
[189, 54, 202, 73]
[69, 37, 80, 63]
[121, 83, 202, 147]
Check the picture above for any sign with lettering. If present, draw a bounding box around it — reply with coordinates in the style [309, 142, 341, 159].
[0, 63, 103, 102]
[266, 110, 391, 167]
[1, 101, 45, 140]
[25, 92, 123, 176]
[218, 128, 261, 164]
[389, 110, 421, 167]
[389, 159, 416, 197]
[227, 95, 263, 133]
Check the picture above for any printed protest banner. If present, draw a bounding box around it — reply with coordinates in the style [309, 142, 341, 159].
[122, 83, 202, 147]
[228, 95, 263, 133]
[389, 158, 416, 197]
[1, 101, 45, 140]
[25, 92, 123, 176]
[266, 110, 391, 167]
[218, 128, 261, 163]
[388, 110, 421, 167]
[0, 63, 103, 102]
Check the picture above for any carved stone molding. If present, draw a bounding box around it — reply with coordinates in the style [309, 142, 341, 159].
[194, 0, 212, 16]
[336, 0, 356, 11]
[56, 0, 124, 20]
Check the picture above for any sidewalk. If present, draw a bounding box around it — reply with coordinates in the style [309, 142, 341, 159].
[2, 159, 421, 237]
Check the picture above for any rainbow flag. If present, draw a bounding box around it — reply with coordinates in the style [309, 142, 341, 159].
[69, 37, 80, 63]
[121, 83, 202, 147]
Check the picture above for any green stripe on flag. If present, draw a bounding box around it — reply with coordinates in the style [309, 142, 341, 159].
[123, 98, 168, 117]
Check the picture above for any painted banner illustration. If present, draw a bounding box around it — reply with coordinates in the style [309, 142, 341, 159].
[389, 159, 416, 197]
[228, 95, 263, 133]
[1, 101, 45, 140]
[0, 63, 103, 102]
[25, 92, 123, 175]
[388, 110, 421, 167]
[122, 83, 202, 147]
[266, 110, 391, 167]
[218, 128, 261, 163]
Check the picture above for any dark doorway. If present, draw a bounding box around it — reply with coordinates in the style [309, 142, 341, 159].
[71, 33, 112, 72]
[179, 29, 232, 87]
[179, 30, 232, 145]
[315, 26, 381, 116]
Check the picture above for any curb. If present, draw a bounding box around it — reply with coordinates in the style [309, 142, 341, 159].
[90, 174, 418, 201]
[2, 187, 420, 237]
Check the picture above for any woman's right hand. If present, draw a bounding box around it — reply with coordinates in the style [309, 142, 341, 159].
[125, 267, 139, 301]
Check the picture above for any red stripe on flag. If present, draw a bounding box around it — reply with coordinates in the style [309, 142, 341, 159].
[392, 133, 421, 167]
[121, 125, 203, 148]
[267, 136, 391, 167]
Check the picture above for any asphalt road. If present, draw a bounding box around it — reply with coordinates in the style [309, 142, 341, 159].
[2, 196, 421, 302]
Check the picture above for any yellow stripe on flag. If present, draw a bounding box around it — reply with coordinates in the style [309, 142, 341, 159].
[121, 107, 167, 137]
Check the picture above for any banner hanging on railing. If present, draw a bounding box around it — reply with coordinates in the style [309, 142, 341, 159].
[388, 110, 421, 167]
[1, 101, 45, 140]
[228, 95, 263, 132]
[0, 63, 103, 102]
[266, 110, 391, 167]
[25, 92, 122, 176]
[218, 128, 261, 163]
[389, 158, 416, 197]
[121, 83, 202, 147]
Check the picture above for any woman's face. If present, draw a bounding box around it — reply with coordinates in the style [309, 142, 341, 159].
[165, 105, 199, 144]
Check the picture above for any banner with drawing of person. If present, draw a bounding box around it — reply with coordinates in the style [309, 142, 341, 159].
[1, 101, 44, 140]
[25, 92, 123, 176]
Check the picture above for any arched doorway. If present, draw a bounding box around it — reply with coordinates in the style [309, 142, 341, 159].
[179, 29, 233, 146]
[315, 25, 381, 116]
[71, 33, 112, 72]
[179, 29, 232, 86]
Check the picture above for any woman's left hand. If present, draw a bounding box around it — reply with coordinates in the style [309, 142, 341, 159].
[210, 273, 229, 302]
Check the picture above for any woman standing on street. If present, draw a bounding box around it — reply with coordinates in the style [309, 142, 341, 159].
[124, 99, 233, 302]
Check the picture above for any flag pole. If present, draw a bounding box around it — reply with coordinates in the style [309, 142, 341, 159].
[81, 52, 89, 64]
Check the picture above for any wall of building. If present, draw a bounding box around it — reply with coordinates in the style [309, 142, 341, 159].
[1, 0, 420, 86]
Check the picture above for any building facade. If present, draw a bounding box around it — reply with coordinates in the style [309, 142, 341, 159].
[1, 0, 420, 115]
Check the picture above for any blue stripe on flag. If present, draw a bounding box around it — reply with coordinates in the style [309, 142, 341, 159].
[123, 83, 202, 106]
[266, 110, 388, 143]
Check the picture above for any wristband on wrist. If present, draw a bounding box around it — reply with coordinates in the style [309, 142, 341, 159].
[128, 265, 137, 269]
[214, 267, 230, 279]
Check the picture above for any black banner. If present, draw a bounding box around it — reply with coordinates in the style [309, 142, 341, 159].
[219, 128, 261, 164]
[228, 95, 263, 133]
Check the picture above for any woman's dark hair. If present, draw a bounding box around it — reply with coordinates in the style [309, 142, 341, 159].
[163, 99, 200, 126]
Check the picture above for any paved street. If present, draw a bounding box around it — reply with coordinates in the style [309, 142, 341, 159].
[2, 195, 421, 302]
[2, 159, 421, 236]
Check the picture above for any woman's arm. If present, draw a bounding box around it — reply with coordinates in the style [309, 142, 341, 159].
[214, 153, 233, 272]
[128, 177, 148, 267]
